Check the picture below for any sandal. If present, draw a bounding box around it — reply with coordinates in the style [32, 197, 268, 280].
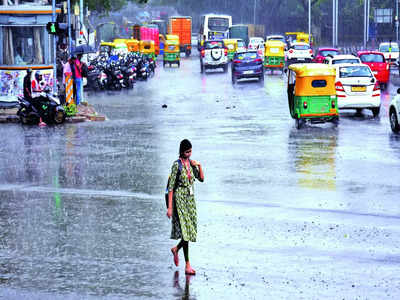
[185, 267, 196, 275]
[171, 248, 179, 267]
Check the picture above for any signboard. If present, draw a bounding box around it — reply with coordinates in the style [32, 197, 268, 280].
[374, 8, 392, 24]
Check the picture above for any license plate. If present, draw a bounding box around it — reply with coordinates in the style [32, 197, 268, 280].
[351, 86, 367, 92]
[297, 58, 305, 61]
[243, 70, 254, 74]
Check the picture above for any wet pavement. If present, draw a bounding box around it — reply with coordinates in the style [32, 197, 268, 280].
[1, 54, 400, 299]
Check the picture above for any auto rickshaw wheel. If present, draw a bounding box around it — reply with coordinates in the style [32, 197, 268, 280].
[372, 106, 380, 118]
[332, 117, 339, 125]
[200, 63, 204, 74]
[390, 108, 400, 133]
[295, 118, 304, 129]
[163, 60, 166, 67]
[177, 61, 180, 67]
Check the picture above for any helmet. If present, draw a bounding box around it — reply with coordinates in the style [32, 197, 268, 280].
[34, 71, 41, 81]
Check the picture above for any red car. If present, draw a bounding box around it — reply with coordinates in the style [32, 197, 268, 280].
[357, 51, 390, 89]
[313, 47, 340, 63]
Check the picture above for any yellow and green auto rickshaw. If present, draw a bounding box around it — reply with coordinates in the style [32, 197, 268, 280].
[140, 40, 156, 60]
[264, 40, 285, 73]
[287, 64, 339, 129]
[99, 42, 116, 56]
[223, 39, 238, 60]
[163, 39, 180, 67]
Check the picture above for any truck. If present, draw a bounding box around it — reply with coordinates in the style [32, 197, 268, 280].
[229, 24, 249, 46]
[168, 16, 192, 56]
[247, 24, 265, 39]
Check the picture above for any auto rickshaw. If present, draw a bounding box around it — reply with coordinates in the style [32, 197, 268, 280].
[166, 34, 179, 42]
[99, 42, 116, 56]
[163, 39, 180, 67]
[139, 40, 156, 60]
[115, 38, 140, 54]
[287, 64, 338, 129]
[264, 40, 285, 73]
[223, 39, 238, 60]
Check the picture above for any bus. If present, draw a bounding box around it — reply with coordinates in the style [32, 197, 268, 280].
[198, 14, 232, 50]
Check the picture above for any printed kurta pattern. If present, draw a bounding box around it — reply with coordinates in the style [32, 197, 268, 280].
[168, 160, 200, 242]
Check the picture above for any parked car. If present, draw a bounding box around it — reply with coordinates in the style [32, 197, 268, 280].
[378, 42, 399, 66]
[335, 63, 381, 117]
[231, 51, 264, 84]
[323, 54, 361, 65]
[200, 40, 228, 73]
[248, 37, 264, 50]
[389, 88, 400, 133]
[313, 47, 340, 63]
[286, 42, 313, 64]
[357, 51, 390, 90]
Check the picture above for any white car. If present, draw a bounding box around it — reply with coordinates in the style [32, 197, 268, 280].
[389, 89, 400, 133]
[236, 39, 247, 53]
[200, 40, 228, 73]
[324, 54, 361, 66]
[286, 42, 313, 63]
[379, 42, 399, 66]
[335, 63, 381, 117]
[248, 37, 264, 50]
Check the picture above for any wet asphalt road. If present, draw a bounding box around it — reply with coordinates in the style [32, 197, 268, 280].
[1, 53, 400, 299]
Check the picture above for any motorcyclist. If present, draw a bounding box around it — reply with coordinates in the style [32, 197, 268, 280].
[31, 71, 45, 93]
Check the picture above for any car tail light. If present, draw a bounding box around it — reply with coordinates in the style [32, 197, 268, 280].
[309, 49, 313, 54]
[224, 48, 228, 56]
[88, 65, 94, 70]
[331, 100, 336, 108]
[233, 60, 242, 64]
[386, 64, 389, 70]
[254, 58, 262, 63]
[335, 81, 344, 91]
[303, 101, 308, 109]
[289, 49, 293, 53]
[201, 50, 205, 58]
[373, 81, 380, 91]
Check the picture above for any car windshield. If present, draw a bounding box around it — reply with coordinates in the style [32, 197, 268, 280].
[320, 50, 339, 57]
[332, 59, 359, 64]
[268, 37, 285, 43]
[339, 66, 372, 78]
[234, 52, 259, 60]
[379, 44, 399, 52]
[208, 18, 229, 31]
[359, 54, 385, 63]
[293, 44, 309, 50]
[204, 41, 223, 49]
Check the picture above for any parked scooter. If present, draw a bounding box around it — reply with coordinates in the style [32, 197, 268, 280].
[17, 87, 66, 125]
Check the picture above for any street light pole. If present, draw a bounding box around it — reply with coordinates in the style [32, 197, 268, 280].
[308, 0, 311, 41]
[396, 0, 399, 43]
[52, 0, 57, 93]
[68, 0, 72, 54]
[364, 0, 367, 48]
[253, 0, 257, 25]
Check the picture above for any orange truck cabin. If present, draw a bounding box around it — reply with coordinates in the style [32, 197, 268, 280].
[168, 16, 192, 57]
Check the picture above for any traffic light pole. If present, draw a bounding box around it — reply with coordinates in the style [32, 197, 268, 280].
[68, 0, 72, 55]
[52, 0, 57, 94]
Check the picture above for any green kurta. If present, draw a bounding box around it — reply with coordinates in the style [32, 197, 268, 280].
[168, 160, 200, 242]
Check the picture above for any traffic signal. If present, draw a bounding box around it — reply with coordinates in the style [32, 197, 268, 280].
[46, 22, 58, 34]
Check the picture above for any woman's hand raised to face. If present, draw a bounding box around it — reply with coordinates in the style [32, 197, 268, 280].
[190, 160, 200, 167]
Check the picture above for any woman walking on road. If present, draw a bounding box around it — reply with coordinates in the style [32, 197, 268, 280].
[167, 139, 204, 275]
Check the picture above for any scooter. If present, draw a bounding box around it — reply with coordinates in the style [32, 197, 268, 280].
[17, 87, 66, 125]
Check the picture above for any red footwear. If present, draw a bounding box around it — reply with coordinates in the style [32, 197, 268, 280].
[171, 248, 179, 267]
[185, 267, 196, 275]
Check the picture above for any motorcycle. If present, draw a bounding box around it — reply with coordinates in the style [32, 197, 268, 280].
[17, 87, 66, 125]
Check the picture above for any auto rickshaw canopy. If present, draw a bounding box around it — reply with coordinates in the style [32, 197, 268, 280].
[223, 39, 238, 51]
[140, 40, 155, 52]
[264, 40, 285, 56]
[289, 64, 336, 96]
[166, 34, 179, 42]
[286, 32, 312, 45]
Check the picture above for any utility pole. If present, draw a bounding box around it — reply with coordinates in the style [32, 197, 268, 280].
[364, 0, 367, 48]
[335, 0, 338, 46]
[396, 0, 399, 43]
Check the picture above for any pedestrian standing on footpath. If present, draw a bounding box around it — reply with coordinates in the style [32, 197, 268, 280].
[70, 54, 83, 105]
[23, 68, 32, 100]
[167, 139, 204, 275]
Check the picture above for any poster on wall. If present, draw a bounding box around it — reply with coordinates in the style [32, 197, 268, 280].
[0, 69, 54, 101]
